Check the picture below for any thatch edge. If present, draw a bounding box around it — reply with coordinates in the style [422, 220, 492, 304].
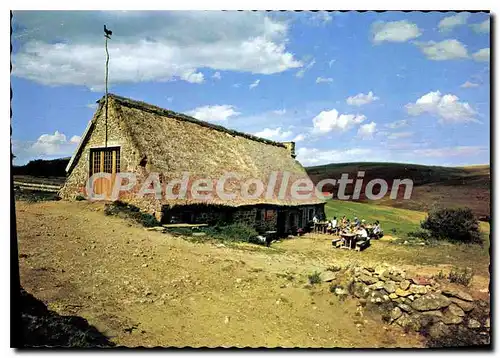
[101, 94, 286, 148]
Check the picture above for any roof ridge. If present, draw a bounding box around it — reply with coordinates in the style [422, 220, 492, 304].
[100, 94, 286, 148]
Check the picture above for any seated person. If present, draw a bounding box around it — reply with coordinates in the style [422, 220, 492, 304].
[312, 215, 319, 224]
[331, 216, 338, 234]
[356, 225, 369, 240]
[372, 221, 383, 238]
[326, 221, 333, 234]
[354, 217, 360, 226]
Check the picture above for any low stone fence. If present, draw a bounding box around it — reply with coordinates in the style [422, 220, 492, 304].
[327, 263, 490, 347]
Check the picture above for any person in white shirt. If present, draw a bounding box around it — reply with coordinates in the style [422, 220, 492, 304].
[372, 221, 382, 238]
[312, 215, 319, 224]
[331, 217, 338, 234]
[357, 225, 368, 239]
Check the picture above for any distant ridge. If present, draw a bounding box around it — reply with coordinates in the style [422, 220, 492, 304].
[305, 162, 490, 220]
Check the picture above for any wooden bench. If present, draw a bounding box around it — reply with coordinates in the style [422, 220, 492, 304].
[331, 238, 342, 248]
[355, 239, 371, 251]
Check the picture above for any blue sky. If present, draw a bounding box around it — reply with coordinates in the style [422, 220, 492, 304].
[11, 11, 490, 167]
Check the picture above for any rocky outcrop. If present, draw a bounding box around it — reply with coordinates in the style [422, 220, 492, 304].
[327, 263, 490, 347]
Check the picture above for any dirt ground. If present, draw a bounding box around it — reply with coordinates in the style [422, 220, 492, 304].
[15, 200, 489, 348]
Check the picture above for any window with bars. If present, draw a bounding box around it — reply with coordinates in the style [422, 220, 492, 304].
[89, 147, 120, 176]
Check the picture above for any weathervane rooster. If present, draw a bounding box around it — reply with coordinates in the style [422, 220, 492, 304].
[104, 25, 112, 39]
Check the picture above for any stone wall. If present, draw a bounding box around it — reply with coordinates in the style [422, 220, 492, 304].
[327, 263, 490, 346]
[233, 208, 258, 228]
[58, 103, 163, 217]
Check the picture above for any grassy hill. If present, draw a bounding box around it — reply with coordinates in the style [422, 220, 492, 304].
[306, 162, 490, 220]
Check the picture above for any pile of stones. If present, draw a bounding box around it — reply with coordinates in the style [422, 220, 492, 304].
[329, 264, 490, 346]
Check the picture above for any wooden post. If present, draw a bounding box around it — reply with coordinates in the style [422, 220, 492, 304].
[104, 34, 109, 148]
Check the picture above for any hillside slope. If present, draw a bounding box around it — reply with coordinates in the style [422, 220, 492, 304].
[306, 162, 490, 220]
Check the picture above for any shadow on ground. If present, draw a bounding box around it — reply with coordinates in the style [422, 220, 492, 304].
[18, 287, 115, 348]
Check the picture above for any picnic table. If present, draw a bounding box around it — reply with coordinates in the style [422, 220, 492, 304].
[340, 232, 358, 249]
[313, 222, 329, 234]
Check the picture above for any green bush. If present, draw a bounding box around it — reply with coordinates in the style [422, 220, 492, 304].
[136, 212, 160, 228]
[203, 223, 259, 244]
[421, 207, 482, 245]
[75, 195, 86, 201]
[103, 202, 160, 227]
[308, 271, 322, 285]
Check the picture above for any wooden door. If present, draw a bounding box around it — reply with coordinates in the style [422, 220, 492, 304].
[90, 147, 120, 199]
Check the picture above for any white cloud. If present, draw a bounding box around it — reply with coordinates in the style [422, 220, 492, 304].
[12, 12, 302, 88]
[232, 83, 241, 88]
[69, 135, 81, 144]
[249, 79, 260, 89]
[186, 105, 240, 122]
[405, 90, 477, 123]
[86, 103, 97, 109]
[386, 131, 413, 140]
[416, 39, 469, 61]
[438, 13, 470, 32]
[385, 119, 409, 129]
[180, 70, 204, 84]
[472, 48, 490, 62]
[296, 147, 373, 166]
[357, 122, 377, 139]
[166, 96, 174, 102]
[296, 145, 485, 167]
[254, 127, 293, 141]
[295, 58, 315, 78]
[346, 91, 379, 106]
[371, 20, 422, 43]
[272, 109, 287, 115]
[292, 134, 305, 142]
[13, 130, 80, 163]
[413, 146, 486, 158]
[315, 77, 333, 84]
[309, 11, 332, 25]
[471, 19, 490, 33]
[212, 71, 221, 80]
[31, 131, 70, 155]
[460, 81, 480, 88]
[328, 59, 336, 67]
[311, 109, 366, 135]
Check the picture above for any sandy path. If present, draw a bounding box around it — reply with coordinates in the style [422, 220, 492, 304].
[16, 200, 425, 347]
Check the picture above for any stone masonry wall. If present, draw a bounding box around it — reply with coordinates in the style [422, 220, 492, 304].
[327, 263, 490, 346]
[233, 208, 258, 228]
[59, 103, 163, 217]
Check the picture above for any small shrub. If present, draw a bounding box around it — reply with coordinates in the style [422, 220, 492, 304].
[103, 202, 160, 227]
[308, 271, 322, 285]
[75, 195, 86, 201]
[448, 266, 474, 286]
[391, 228, 398, 235]
[203, 223, 259, 244]
[137, 212, 160, 228]
[421, 207, 482, 245]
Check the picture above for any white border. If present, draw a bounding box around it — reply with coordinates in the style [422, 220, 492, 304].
[2, 2, 497, 357]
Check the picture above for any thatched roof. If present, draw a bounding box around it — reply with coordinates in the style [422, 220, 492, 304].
[70, 94, 324, 207]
